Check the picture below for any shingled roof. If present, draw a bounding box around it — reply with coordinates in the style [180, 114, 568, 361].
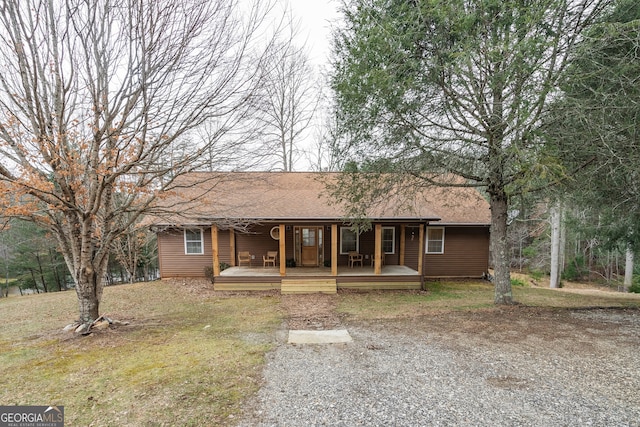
[150, 172, 491, 226]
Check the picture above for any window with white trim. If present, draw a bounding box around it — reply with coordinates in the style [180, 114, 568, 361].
[184, 228, 204, 255]
[426, 227, 445, 254]
[340, 227, 359, 254]
[382, 227, 395, 254]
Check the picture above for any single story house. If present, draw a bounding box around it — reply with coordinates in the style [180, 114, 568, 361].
[150, 172, 491, 293]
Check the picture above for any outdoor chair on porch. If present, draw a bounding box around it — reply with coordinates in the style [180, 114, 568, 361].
[263, 251, 278, 267]
[238, 251, 252, 267]
[348, 251, 363, 268]
[371, 253, 385, 267]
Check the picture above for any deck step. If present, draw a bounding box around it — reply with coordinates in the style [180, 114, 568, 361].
[281, 278, 337, 294]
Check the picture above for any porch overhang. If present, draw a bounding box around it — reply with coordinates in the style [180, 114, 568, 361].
[195, 216, 442, 226]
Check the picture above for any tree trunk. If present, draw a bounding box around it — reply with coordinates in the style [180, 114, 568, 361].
[76, 283, 100, 324]
[36, 253, 49, 292]
[490, 193, 514, 304]
[624, 245, 634, 292]
[559, 210, 566, 278]
[131, 253, 137, 283]
[550, 203, 561, 288]
[50, 248, 63, 291]
[75, 264, 105, 324]
[29, 269, 40, 293]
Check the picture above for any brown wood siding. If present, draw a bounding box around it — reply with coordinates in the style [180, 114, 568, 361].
[341, 225, 403, 267]
[158, 228, 213, 278]
[157, 223, 490, 279]
[234, 225, 282, 267]
[218, 229, 231, 266]
[284, 226, 295, 262]
[353, 230, 373, 266]
[323, 226, 332, 267]
[423, 226, 489, 277]
[403, 226, 421, 270]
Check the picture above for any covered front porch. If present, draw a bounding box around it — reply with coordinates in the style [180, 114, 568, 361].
[211, 223, 425, 273]
[206, 219, 428, 293]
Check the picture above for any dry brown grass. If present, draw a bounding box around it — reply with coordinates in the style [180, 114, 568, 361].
[0, 281, 282, 426]
[337, 279, 640, 321]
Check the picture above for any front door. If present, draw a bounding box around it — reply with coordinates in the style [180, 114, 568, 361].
[301, 227, 318, 266]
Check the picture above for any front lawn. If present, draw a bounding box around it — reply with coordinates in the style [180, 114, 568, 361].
[2, 278, 638, 425]
[337, 280, 640, 320]
[0, 281, 282, 426]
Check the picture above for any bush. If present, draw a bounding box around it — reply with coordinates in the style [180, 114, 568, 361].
[522, 246, 537, 259]
[629, 275, 640, 293]
[529, 270, 544, 281]
[562, 256, 587, 281]
[204, 264, 231, 283]
[204, 266, 214, 283]
[511, 278, 526, 287]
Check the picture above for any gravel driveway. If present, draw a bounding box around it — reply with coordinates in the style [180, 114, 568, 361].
[238, 305, 640, 426]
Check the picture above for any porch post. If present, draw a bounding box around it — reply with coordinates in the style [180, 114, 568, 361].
[418, 223, 425, 275]
[229, 229, 236, 266]
[279, 224, 286, 276]
[374, 223, 382, 275]
[331, 224, 338, 276]
[212, 225, 220, 277]
[399, 224, 406, 266]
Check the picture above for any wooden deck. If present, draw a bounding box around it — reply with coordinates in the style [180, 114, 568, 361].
[214, 265, 422, 292]
[281, 278, 337, 294]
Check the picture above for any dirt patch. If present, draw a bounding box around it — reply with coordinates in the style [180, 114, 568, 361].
[280, 293, 342, 330]
[278, 287, 640, 347]
[164, 278, 217, 295]
[378, 305, 640, 362]
[276, 289, 639, 359]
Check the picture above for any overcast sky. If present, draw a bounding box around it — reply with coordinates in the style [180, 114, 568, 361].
[289, 0, 341, 66]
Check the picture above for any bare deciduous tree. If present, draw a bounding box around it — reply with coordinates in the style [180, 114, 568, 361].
[255, 11, 320, 171]
[0, 0, 277, 325]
